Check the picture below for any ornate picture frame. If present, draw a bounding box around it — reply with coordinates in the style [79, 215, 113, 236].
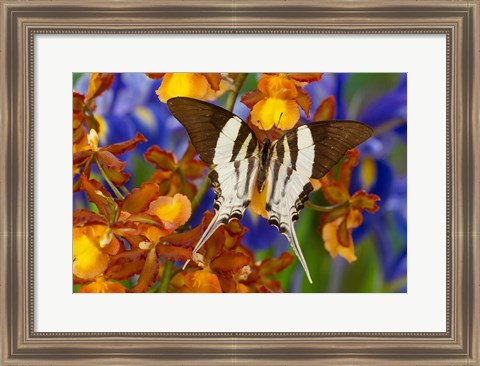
[1, 1, 478, 364]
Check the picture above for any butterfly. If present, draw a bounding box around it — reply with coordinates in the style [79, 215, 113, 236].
[167, 97, 373, 283]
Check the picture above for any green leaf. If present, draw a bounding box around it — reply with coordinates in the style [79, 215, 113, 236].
[73, 73, 84, 85]
[344, 73, 401, 117]
[338, 237, 384, 292]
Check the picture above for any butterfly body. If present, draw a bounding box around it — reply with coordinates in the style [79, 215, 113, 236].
[257, 138, 272, 193]
[167, 97, 373, 284]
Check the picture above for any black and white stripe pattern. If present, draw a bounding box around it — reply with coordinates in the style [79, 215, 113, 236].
[168, 97, 260, 259]
[266, 160, 314, 283]
[266, 121, 373, 283]
[167, 98, 258, 164]
[167, 97, 373, 284]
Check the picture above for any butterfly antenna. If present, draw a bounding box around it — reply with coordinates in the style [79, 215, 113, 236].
[275, 112, 284, 129]
[257, 119, 269, 141]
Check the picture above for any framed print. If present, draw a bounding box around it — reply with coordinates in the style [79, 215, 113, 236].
[1, 0, 479, 364]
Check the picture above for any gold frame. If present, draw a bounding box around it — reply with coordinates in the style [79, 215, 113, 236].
[1, 0, 479, 364]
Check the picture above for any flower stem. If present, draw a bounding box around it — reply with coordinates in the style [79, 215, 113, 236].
[95, 156, 124, 200]
[159, 260, 174, 293]
[120, 185, 130, 196]
[305, 201, 348, 212]
[225, 73, 248, 112]
[190, 174, 212, 214]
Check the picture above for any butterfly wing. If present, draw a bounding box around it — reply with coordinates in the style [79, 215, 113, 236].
[167, 97, 258, 164]
[167, 97, 260, 257]
[266, 121, 373, 283]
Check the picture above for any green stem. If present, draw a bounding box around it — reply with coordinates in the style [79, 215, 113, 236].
[159, 260, 174, 293]
[95, 156, 124, 200]
[225, 73, 248, 112]
[305, 201, 348, 212]
[190, 174, 212, 214]
[120, 185, 130, 196]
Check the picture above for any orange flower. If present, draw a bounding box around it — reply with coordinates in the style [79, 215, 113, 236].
[73, 73, 114, 153]
[164, 211, 294, 293]
[85, 73, 115, 102]
[78, 276, 126, 293]
[73, 130, 147, 190]
[319, 149, 380, 262]
[145, 142, 206, 200]
[241, 73, 322, 131]
[155, 73, 229, 102]
[74, 178, 192, 292]
[184, 269, 223, 293]
[73, 225, 120, 280]
[313, 95, 336, 121]
[143, 194, 192, 242]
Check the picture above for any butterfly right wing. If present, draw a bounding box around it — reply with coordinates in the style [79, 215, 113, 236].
[266, 121, 374, 283]
[167, 97, 260, 258]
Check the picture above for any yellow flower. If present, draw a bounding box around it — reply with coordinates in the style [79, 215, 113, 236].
[143, 193, 192, 242]
[241, 73, 322, 131]
[155, 73, 228, 103]
[73, 226, 110, 280]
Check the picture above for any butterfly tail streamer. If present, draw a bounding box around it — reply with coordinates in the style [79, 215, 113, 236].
[281, 223, 313, 284]
[182, 209, 229, 270]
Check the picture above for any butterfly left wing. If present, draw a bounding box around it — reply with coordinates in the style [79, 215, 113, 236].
[167, 97, 260, 260]
[266, 121, 373, 283]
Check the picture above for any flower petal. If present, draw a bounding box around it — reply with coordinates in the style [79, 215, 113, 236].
[78, 278, 126, 293]
[105, 249, 145, 280]
[156, 73, 209, 103]
[156, 244, 192, 261]
[102, 132, 147, 155]
[322, 184, 350, 204]
[122, 182, 160, 214]
[203, 73, 222, 91]
[210, 251, 251, 273]
[73, 150, 94, 166]
[346, 208, 364, 230]
[259, 252, 294, 275]
[350, 191, 381, 213]
[178, 143, 207, 178]
[249, 185, 268, 218]
[339, 149, 359, 189]
[147, 194, 192, 232]
[132, 248, 159, 293]
[258, 75, 298, 99]
[322, 219, 357, 263]
[287, 73, 323, 83]
[313, 96, 336, 121]
[73, 228, 109, 280]
[145, 73, 165, 79]
[79, 174, 116, 219]
[184, 269, 222, 293]
[240, 89, 265, 109]
[95, 150, 130, 186]
[144, 145, 177, 171]
[162, 217, 204, 248]
[85, 73, 115, 102]
[250, 98, 300, 130]
[294, 86, 312, 119]
[73, 209, 109, 227]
